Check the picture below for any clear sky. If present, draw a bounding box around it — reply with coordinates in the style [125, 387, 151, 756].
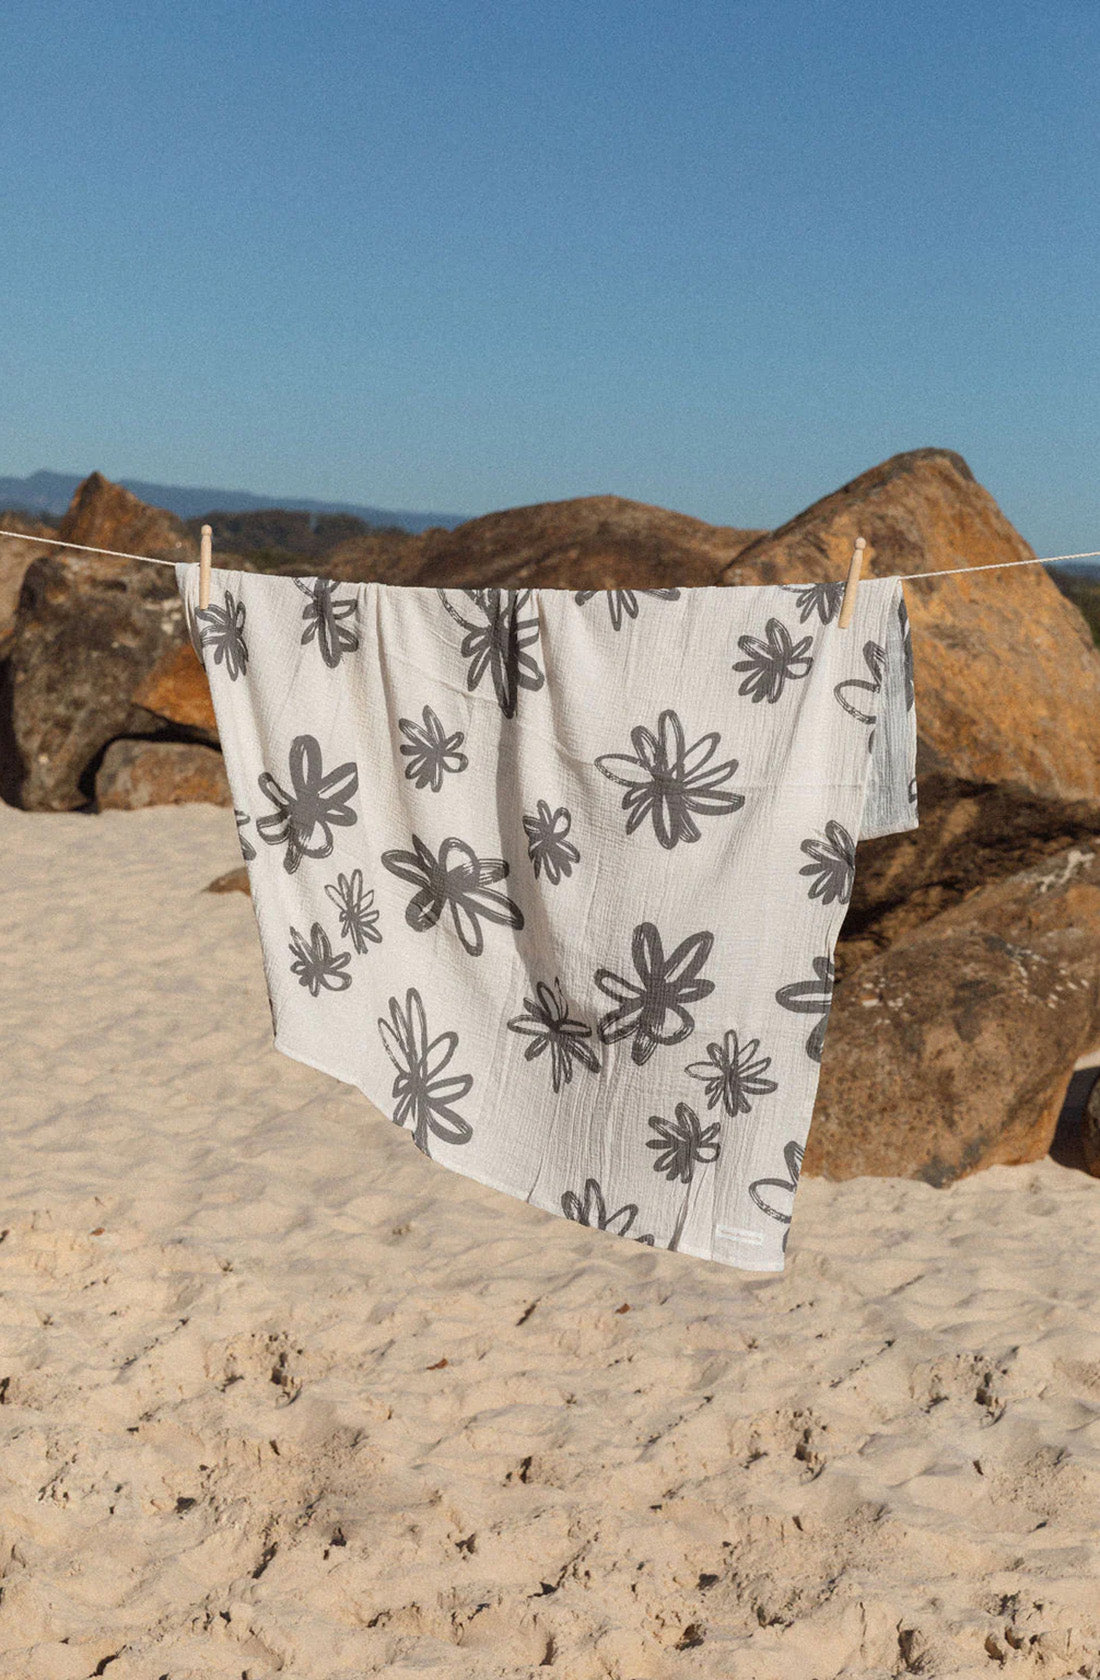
[2, 0, 1098, 549]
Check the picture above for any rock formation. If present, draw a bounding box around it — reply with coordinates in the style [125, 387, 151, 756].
[808, 845, 1100, 1182]
[0, 514, 54, 653]
[5, 475, 195, 809]
[720, 449, 1100, 960]
[96, 739, 231, 810]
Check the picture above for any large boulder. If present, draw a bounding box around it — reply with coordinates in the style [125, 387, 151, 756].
[132, 642, 217, 739]
[95, 738, 231, 809]
[405, 494, 766, 590]
[720, 449, 1100, 955]
[806, 845, 1100, 1183]
[0, 515, 54, 652]
[6, 474, 195, 809]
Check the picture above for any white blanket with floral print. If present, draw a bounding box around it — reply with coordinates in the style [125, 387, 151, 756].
[177, 564, 917, 1273]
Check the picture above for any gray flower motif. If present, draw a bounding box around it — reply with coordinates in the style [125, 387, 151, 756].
[381, 832, 524, 956]
[324, 868, 381, 954]
[645, 1101, 721, 1251]
[560, 1176, 655, 1245]
[294, 577, 360, 668]
[438, 588, 544, 718]
[646, 1102, 721, 1185]
[234, 808, 256, 862]
[523, 800, 580, 883]
[733, 617, 814, 703]
[685, 1030, 778, 1117]
[507, 977, 600, 1093]
[398, 704, 468, 792]
[378, 987, 473, 1156]
[595, 708, 745, 850]
[799, 821, 856, 906]
[574, 588, 681, 630]
[748, 1139, 804, 1254]
[781, 582, 845, 625]
[595, 921, 715, 1066]
[256, 736, 359, 874]
[834, 640, 886, 725]
[775, 956, 835, 1062]
[288, 922, 353, 997]
[196, 591, 248, 679]
[899, 595, 914, 712]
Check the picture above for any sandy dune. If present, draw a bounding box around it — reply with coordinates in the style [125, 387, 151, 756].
[2, 800, 1099, 1679]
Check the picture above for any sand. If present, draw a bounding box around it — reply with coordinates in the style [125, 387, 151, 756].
[2, 798, 1099, 1680]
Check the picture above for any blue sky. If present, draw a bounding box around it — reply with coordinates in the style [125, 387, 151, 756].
[2, 0, 1098, 548]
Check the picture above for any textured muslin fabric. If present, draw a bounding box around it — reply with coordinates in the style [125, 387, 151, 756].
[176, 565, 917, 1273]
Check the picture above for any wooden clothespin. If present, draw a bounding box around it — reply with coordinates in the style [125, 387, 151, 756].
[837, 536, 866, 629]
[199, 523, 212, 610]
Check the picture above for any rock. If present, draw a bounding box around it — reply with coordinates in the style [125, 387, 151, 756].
[805, 845, 1100, 1183]
[95, 739, 231, 810]
[404, 494, 767, 590]
[1082, 1077, 1100, 1177]
[60, 470, 191, 562]
[0, 515, 54, 650]
[132, 642, 217, 738]
[719, 449, 1100, 953]
[205, 865, 250, 894]
[6, 473, 195, 809]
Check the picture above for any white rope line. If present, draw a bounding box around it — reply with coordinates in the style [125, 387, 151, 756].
[0, 529, 181, 567]
[4, 526, 1100, 582]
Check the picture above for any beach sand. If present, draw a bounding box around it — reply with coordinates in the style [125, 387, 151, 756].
[2, 799, 1099, 1680]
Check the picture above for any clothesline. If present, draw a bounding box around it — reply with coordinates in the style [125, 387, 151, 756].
[2, 526, 1100, 582]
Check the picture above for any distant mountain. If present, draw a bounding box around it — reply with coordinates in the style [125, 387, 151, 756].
[0, 468, 467, 533]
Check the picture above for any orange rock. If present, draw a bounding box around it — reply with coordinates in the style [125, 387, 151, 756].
[720, 449, 1100, 945]
[806, 845, 1100, 1183]
[404, 494, 766, 590]
[133, 642, 217, 736]
[58, 470, 192, 569]
[95, 739, 230, 809]
[205, 865, 250, 894]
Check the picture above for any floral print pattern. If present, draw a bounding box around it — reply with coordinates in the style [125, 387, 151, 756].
[324, 869, 382, 954]
[781, 581, 845, 625]
[799, 821, 856, 905]
[595, 708, 745, 850]
[523, 800, 580, 883]
[256, 735, 359, 874]
[646, 1101, 721, 1250]
[835, 640, 886, 725]
[295, 577, 360, 668]
[507, 977, 600, 1092]
[574, 588, 682, 630]
[686, 1029, 778, 1117]
[776, 957, 835, 1062]
[733, 617, 814, 703]
[378, 987, 474, 1155]
[179, 561, 918, 1275]
[899, 595, 915, 712]
[561, 1177, 655, 1245]
[234, 807, 256, 862]
[398, 704, 468, 792]
[288, 922, 353, 996]
[439, 588, 544, 718]
[381, 832, 524, 956]
[595, 921, 715, 1066]
[748, 1139, 804, 1253]
[197, 591, 249, 679]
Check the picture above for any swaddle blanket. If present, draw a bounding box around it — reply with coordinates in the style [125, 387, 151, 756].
[177, 564, 917, 1273]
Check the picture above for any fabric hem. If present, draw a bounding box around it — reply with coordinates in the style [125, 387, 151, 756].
[272, 1034, 787, 1276]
